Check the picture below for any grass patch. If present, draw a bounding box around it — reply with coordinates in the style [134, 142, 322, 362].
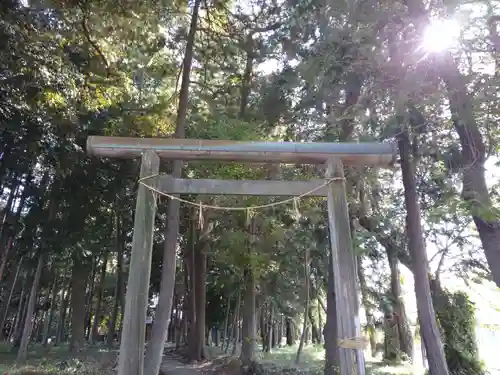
[0, 342, 116, 375]
[255, 345, 417, 375]
[258, 344, 324, 372]
[0, 342, 419, 375]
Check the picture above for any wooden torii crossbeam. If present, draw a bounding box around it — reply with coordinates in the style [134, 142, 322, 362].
[86, 136, 397, 375]
[87, 136, 396, 165]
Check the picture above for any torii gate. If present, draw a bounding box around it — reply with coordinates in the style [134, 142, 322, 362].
[86, 136, 396, 375]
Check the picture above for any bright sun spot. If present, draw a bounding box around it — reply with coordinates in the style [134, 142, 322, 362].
[422, 19, 460, 52]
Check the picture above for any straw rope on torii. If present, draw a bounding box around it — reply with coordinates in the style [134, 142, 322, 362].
[138, 174, 343, 211]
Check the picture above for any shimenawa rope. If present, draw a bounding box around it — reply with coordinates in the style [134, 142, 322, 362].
[138, 174, 343, 212]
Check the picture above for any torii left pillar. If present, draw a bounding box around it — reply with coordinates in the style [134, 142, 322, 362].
[118, 150, 159, 375]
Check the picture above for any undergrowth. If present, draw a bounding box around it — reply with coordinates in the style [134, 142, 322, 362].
[0, 343, 115, 375]
[254, 345, 416, 375]
[0, 342, 416, 375]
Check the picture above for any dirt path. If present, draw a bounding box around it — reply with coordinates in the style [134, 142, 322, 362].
[160, 357, 203, 375]
[160, 351, 221, 375]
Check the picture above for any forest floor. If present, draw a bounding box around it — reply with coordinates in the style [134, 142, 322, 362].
[253, 345, 417, 375]
[0, 342, 417, 375]
[202, 345, 417, 375]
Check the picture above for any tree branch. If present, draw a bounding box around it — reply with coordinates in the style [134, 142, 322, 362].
[358, 215, 412, 270]
[80, 7, 110, 76]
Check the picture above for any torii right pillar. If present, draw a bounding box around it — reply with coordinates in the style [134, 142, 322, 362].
[325, 158, 365, 375]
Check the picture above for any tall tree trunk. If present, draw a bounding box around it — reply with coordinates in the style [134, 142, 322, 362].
[91, 251, 109, 343]
[357, 257, 376, 357]
[9, 273, 27, 345]
[398, 129, 449, 375]
[0, 179, 26, 282]
[0, 256, 23, 339]
[229, 291, 241, 355]
[0, 144, 12, 189]
[194, 237, 208, 361]
[42, 268, 58, 346]
[240, 216, 257, 366]
[107, 214, 124, 347]
[8, 311, 18, 342]
[179, 261, 189, 349]
[12, 291, 29, 349]
[260, 304, 267, 352]
[240, 267, 256, 366]
[187, 220, 197, 360]
[317, 299, 323, 341]
[279, 315, 285, 347]
[267, 304, 273, 351]
[239, 34, 255, 118]
[33, 308, 43, 343]
[286, 317, 294, 346]
[308, 307, 320, 344]
[222, 296, 231, 349]
[168, 290, 177, 342]
[0, 237, 13, 282]
[296, 249, 310, 364]
[143, 0, 201, 372]
[387, 249, 412, 358]
[56, 279, 71, 345]
[0, 176, 18, 249]
[69, 254, 88, 352]
[17, 255, 44, 362]
[175, 304, 183, 348]
[84, 257, 97, 341]
[0, 176, 30, 283]
[272, 312, 279, 348]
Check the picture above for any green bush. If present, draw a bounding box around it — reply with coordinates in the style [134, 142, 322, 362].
[432, 287, 485, 375]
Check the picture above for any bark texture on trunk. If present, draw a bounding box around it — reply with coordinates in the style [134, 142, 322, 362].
[0, 174, 30, 282]
[230, 291, 241, 355]
[295, 248, 309, 364]
[91, 251, 109, 343]
[12, 289, 28, 348]
[56, 280, 71, 345]
[0, 256, 22, 339]
[84, 257, 97, 340]
[143, 0, 201, 372]
[308, 307, 320, 344]
[187, 223, 197, 359]
[222, 296, 231, 350]
[107, 212, 124, 347]
[0, 176, 18, 263]
[42, 268, 58, 346]
[387, 250, 412, 359]
[267, 304, 274, 351]
[399, 129, 449, 375]
[69, 254, 88, 353]
[286, 317, 294, 346]
[240, 267, 256, 366]
[357, 257, 376, 357]
[17, 255, 44, 362]
[194, 237, 208, 361]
